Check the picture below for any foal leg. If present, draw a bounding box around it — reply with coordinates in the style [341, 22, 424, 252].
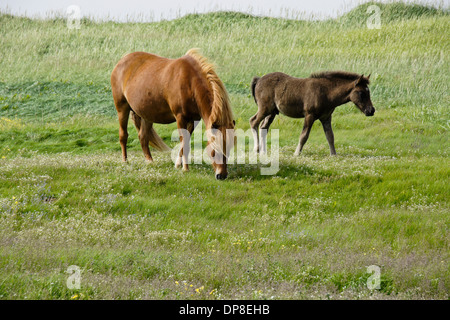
[294, 114, 315, 156]
[250, 111, 271, 153]
[259, 113, 277, 154]
[249, 113, 261, 153]
[320, 116, 336, 155]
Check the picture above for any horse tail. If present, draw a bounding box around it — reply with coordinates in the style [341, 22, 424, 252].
[147, 127, 171, 152]
[251, 76, 260, 104]
[131, 111, 171, 152]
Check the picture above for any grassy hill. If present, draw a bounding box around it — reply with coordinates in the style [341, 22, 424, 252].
[340, 1, 448, 24]
[0, 2, 448, 300]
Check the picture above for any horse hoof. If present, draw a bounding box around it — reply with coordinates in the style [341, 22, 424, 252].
[216, 173, 226, 180]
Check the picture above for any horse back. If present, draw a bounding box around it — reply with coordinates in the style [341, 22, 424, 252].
[112, 52, 170, 95]
[111, 52, 207, 124]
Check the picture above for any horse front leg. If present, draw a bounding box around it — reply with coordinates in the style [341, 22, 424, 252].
[320, 116, 336, 155]
[294, 114, 315, 156]
[175, 117, 192, 171]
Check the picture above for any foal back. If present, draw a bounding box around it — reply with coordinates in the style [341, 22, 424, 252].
[252, 72, 336, 119]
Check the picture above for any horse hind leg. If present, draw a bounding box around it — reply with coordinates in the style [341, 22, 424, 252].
[249, 114, 260, 153]
[249, 111, 270, 153]
[114, 100, 131, 162]
[259, 112, 277, 154]
[137, 119, 154, 162]
[250, 98, 277, 153]
[130, 110, 141, 133]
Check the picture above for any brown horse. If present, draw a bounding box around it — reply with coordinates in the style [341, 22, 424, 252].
[250, 71, 374, 155]
[111, 49, 235, 180]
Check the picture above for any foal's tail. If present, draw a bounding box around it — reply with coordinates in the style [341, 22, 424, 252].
[251, 76, 260, 104]
[131, 111, 171, 152]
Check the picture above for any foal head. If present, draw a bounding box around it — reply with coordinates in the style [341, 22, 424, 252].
[207, 120, 235, 180]
[349, 74, 375, 117]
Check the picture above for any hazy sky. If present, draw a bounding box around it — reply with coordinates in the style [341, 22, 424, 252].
[1, 0, 448, 21]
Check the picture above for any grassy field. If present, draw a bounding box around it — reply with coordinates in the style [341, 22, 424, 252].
[0, 2, 449, 300]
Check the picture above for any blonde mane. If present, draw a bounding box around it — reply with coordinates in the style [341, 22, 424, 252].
[185, 48, 234, 128]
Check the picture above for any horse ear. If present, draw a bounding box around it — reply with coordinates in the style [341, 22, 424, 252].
[367, 73, 371, 80]
[355, 74, 364, 87]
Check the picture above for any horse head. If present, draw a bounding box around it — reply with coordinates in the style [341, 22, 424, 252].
[207, 120, 235, 180]
[350, 74, 375, 117]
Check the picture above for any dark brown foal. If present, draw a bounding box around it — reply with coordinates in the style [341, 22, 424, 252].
[250, 71, 374, 155]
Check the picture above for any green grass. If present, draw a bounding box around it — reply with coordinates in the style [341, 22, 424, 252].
[0, 2, 449, 300]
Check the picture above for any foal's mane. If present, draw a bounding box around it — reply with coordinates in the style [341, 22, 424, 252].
[185, 48, 234, 128]
[310, 71, 370, 85]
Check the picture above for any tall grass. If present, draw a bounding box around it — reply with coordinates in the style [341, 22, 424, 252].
[0, 3, 448, 126]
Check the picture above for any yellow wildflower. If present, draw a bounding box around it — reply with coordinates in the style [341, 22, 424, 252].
[195, 286, 204, 294]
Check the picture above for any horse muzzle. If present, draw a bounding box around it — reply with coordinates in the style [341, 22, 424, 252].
[215, 173, 227, 180]
[364, 106, 375, 117]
